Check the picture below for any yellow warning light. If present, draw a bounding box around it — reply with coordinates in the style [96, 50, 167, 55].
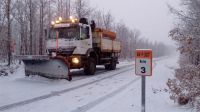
[70, 16, 73, 20]
[55, 20, 60, 24]
[59, 17, 62, 21]
[72, 19, 75, 23]
[51, 21, 55, 25]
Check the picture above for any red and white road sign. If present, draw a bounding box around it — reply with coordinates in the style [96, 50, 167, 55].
[135, 49, 152, 76]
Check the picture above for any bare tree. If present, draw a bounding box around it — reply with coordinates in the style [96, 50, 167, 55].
[115, 22, 131, 59]
[91, 10, 103, 28]
[5, 0, 12, 66]
[55, 0, 71, 18]
[0, 1, 7, 60]
[64, 0, 71, 18]
[73, 0, 92, 19]
[103, 11, 114, 30]
[27, 0, 33, 55]
[13, 0, 28, 55]
[57, 0, 63, 17]
[39, 0, 45, 55]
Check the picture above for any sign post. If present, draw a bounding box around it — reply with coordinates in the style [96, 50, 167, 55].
[135, 49, 152, 112]
[141, 76, 146, 112]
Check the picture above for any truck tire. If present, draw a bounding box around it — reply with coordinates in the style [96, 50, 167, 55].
[110, 59, 117, 70]
[105, 65, 110, 70]
[105, 58, 117, 70]
[84, 58, 96, 75]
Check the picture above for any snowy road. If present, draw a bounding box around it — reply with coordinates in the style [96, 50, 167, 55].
[0, 61, 136, 112]
[0, 56, 192, 112]
[0, 66, 134, 111]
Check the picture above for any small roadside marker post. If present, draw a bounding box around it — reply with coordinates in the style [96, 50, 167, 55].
[135, 49, 152, 112]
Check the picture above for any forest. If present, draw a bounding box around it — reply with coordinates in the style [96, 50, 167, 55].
[0, 0, 170, 66]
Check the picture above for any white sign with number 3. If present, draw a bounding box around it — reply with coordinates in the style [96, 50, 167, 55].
[135, 49, 152, 76]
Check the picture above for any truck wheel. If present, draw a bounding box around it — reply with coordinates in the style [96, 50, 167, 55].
[110, 59, 117, 70]
[105, 65, 110, 70]
[84, 58, 96, 75]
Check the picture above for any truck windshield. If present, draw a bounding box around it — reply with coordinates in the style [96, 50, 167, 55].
[49, 26, 80, 40]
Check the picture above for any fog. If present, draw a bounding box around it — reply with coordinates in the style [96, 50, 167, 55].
[89, 0, 180, 45]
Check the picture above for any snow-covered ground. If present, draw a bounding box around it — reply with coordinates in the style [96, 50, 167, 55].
[0, 55, 192, 112]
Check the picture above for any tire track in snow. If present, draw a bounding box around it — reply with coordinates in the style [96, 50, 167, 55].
[0, 66, 133, 111]
[72, 64, 133, 81]
[70, 58, 160, 112]
[70, 77, 140, 112]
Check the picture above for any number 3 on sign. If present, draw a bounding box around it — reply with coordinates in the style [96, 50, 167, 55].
[141, 67, 146, 73]
[135, 49, 152, 76]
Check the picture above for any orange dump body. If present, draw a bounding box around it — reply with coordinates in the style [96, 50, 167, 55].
[94, 28, 116, 40]
[92, 28, 121, 53]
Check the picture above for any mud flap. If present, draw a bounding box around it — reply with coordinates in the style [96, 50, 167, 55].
[23, 58, 71, 80]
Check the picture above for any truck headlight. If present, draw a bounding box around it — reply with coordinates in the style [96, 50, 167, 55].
[52, 52, 57, 57]
[72, 57, 80, 64]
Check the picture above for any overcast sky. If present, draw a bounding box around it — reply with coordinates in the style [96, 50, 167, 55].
[89, 0, 180, 45]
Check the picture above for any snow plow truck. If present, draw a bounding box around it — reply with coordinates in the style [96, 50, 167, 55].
[16, 17, 121, 81]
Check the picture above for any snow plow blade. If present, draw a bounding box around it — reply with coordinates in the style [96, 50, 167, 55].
[16, 55, 71, 80]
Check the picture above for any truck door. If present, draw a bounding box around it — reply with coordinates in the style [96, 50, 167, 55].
[73, 25, 92, 54]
